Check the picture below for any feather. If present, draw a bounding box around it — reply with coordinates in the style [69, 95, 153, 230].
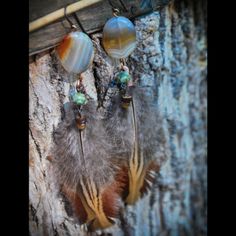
[104, 84, 168, 205]
[52, 72, 169, 227]
[52, 101, 124, 230]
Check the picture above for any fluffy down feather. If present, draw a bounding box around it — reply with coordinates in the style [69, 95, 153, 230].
[52, 101, 125, 230]
[104, 85, 168, 205]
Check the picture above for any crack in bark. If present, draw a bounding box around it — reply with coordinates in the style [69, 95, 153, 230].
[119, 210, 133, 236]
[29, 127, 42, 161]
[30, 204, 39, 228]
[158, 190, 166, 233]
[34, 182, 38, 191]
[60, 222, 70, 235]
[158, 8, 167, 67]
[93, 65, 103, 108]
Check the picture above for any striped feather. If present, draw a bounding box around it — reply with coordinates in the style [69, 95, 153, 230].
[52, 101, 124, 231]
[104, 86, 168, 205]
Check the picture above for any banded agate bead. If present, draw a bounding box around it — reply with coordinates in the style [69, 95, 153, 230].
[102, 16, 136, 59]
[57, 32, 94, 74]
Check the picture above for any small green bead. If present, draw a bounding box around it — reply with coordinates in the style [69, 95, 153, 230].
[117, 71, 131, 84]
[72, 92, 87, 105]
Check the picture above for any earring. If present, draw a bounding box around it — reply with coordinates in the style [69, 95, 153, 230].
[56, 7, 94, 130]
[53, 100, 126, 231]
[52, 7, 127, 231]
[102, 9, 168, 206]
[102, 8, 136, 109]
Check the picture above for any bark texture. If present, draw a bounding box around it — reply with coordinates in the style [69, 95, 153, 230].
[29, 0, 207, 235]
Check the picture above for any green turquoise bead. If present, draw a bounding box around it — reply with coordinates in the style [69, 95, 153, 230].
[117, 71, 131, 84]
[72, 92, 87, 105]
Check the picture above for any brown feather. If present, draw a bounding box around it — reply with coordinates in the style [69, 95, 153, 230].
[101, 164, 129, 217]
[140, 160, 160, 197]
[61, 185, 88, 224]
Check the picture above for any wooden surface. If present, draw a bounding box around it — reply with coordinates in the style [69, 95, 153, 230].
[29, 0, 207, 235]
[29, 0, 105, 32]
[30, 0, 76, 21]
[29, 0, 171, 56]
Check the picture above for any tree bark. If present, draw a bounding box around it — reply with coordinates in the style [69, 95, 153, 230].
[29, 0, 207, 235]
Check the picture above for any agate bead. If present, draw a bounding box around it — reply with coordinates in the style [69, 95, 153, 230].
[72, 92, 87, 105]
[57, 32, 94, 74]
[102, 16, 136, 59]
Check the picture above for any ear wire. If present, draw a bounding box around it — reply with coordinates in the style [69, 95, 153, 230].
[73, 13, 88, 35]
[64, 4, 90, 37]
[64, 5, 77, 31]
[107, 0, 128, 15]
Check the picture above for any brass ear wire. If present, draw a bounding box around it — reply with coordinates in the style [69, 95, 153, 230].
[113, 8, 120, 17]
[64, 5, 77, 31]
[73, 12, 88, 35]
[108, 0, 128, 15]
[64, 4, 89, 36]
